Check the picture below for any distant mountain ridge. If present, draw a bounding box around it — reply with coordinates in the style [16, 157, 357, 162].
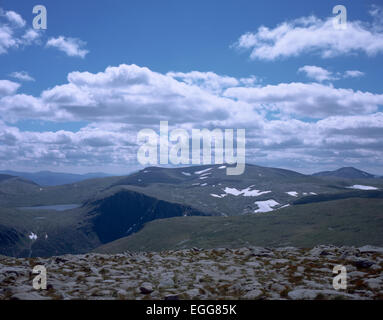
[0, 170, 113, 186]
[1, 166, 378, 186]
[1, 163, 383, 257]
[312, 167, 376, 179]
[0, 174, 15, 183]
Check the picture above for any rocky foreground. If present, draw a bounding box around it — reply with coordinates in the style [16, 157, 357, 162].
[1, 245, 382, 300]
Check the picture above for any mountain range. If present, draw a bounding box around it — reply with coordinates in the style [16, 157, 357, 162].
[0, 165, 382, 257]
[0, 170, 114, 186]
[312, 167, 377, 179]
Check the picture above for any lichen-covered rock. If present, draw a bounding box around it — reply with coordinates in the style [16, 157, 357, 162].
[0, 246, 382, 300]
[139, 282, 154, 294]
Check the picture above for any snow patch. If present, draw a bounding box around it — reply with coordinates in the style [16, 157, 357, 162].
[210, 194, 227, 198]
[223, 186, 271, 197]
[241, 188, 271, 197]
[181, 172, 191, 176]
[200, 172, 211, 177]
[28, 232, 37, 241]
[223, 187, 243, 196]
[254, 200, 279, 213]
[194, 168, 212, 175]
[347, 185, 378, 190]
[286, 191, 298, 197]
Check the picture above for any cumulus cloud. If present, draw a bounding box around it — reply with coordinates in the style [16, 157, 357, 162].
[0, 8, 41, 54]
[31, 64, 258, 127]
[234, 14, 383, 60]
[369, 5, 383, 31]
[2, 112, 383, 173]
[4, 10, 26, 28]
[0, 24, 17, 54]
[0, 94, 52, 122]
[298, 65, 365, 82]
[0, 121, 141, 170]
[167, 71, 239, 94]
[298, 65, 335, 82]
[21, 29, 40, 44]
[9, 71, 35, 82]
[1, 8, 88, 57]
[244, 112, 383, 172]
[2, 63, 382, 123]
[343, 70, 365, 78]
[1, 63, 382, 173]
[0, 80, 20, 96]
[46, 36, 89, 58]
[167, 71, 260, 94]
[224, 82, 383, 118]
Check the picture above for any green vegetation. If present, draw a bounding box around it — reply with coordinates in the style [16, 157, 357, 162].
[0, 205, 100, 257]
[1, 164, 383, 257]
[95, 197, 383, 253]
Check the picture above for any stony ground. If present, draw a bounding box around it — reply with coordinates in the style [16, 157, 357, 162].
[1, 245, 382, 300]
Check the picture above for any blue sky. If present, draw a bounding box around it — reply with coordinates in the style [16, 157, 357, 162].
[2, 0, 382, 93]
[0, 0, 383, 174]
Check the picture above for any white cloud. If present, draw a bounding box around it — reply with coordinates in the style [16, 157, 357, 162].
[224, 82, 383, 118]
[298, 65, 365, 82]
[0, 24, 17, 54]
[0, 80, 20, 96]
[234, 15, 383, 60]
[2, 111, 383, 174]
[0, 94, 51, 122]
[0, 8, 88, 57]
[167, 71, 239, 94]
[0, 121, 140, 170]
[33, 64, 259, 126]
[2, 64, 382, 123]
[0, 9, 41, 54]
[298, 65, 335, 82]
[244, 112, 383, 172]
[22, 29, 40, 44]
[167, 71, 259, 94]
[344, 70, 365, 78]
[9, 71, 35, 82]
[239, 75, 259, 86]
[4, 10, 26, 28]
[369, 5, 383, 31]
[46, 36, 89, 58]
[1, 64, 383, 173]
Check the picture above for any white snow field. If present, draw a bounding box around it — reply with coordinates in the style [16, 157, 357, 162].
[194, 168, 212, 175]
[223, 186, 271, 197]
[28, 232, 38, 240]
[210, 193, 227, 198]
[347, 185, 378, 190]
[254, 200, 280, 213]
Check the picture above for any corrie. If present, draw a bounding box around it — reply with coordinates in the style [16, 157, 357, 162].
[137, 121, 246, 175]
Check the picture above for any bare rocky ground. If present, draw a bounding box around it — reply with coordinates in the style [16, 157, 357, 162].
[1, 245, 382, 300]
